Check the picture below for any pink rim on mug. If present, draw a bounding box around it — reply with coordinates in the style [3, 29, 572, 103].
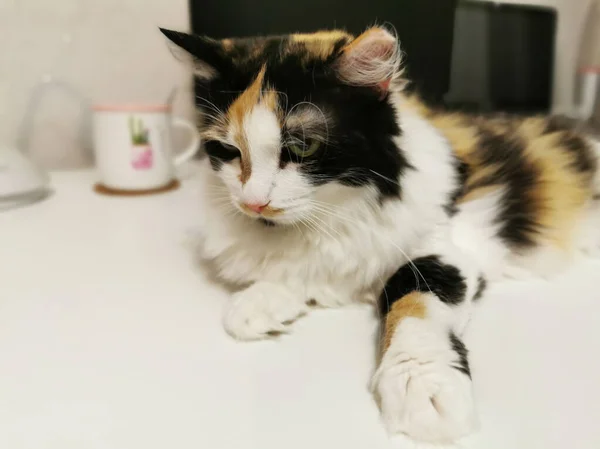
[92, 104, 172, 112]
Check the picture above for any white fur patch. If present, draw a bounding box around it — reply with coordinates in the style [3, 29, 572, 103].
[372, 313, 478, 443]
[223, 281, 308, 340]
[241, 104, 281, 201]
[450, 188, 510, 281]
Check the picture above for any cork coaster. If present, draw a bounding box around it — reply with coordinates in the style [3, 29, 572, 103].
[94, 179, 180, 196]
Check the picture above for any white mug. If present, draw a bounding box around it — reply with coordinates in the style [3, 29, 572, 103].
[92, 104, 200, 190]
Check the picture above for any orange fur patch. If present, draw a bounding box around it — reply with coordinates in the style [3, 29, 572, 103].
[227, 65, 267, 183]
[382, 292, 427, 352]
[518, 121, 592, 248]
[341, 27, 382, 54]
[260, 206, 284, 218]
[221, 38, 234, 51]
[291, 30, 352, 60]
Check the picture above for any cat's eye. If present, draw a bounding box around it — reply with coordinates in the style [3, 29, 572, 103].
[287, 139, 321, 158]
[204, 140, 241, 162]
[220, 142, 239, 153]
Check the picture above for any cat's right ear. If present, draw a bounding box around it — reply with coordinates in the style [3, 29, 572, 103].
[333, 27, 403, 97]
[159, 28, 226, 81]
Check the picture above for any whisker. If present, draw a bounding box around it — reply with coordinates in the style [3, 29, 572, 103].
[368, 169, 401, 186]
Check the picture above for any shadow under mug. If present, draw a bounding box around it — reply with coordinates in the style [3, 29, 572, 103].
[92, 104, 200, 191]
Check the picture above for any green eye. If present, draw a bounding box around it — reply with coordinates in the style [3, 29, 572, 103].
[288, 139, 321, 158]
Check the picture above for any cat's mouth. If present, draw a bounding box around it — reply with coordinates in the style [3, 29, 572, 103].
[240, 203, 284, 218]
[234, 197, 313, 225]
[238, 205, 303, 226]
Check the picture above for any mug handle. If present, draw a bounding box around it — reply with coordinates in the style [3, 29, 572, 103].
[171, 117, 201, 165]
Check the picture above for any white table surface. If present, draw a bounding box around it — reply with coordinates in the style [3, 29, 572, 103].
[1, 163, 600, 449]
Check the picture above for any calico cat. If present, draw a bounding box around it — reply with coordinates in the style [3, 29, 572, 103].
[161, 26, 600, 443]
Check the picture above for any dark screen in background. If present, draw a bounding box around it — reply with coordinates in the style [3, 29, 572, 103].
[189, 0, 555, 113]
[189, 0, 458, 103]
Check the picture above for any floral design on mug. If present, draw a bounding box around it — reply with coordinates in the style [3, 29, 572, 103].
[128, 116, 153, 170]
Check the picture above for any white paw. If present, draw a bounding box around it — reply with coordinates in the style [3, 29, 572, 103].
[372, 318, 478, 444]
[223, 282, 308, 340]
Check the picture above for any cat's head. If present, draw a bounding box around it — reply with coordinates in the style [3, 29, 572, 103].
[161, 27, 408, 225]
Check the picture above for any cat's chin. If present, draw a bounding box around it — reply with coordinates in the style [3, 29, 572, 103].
[238, 210, 288, 226]
[252, 214, 304, 227]
[258, 218, 277, 227]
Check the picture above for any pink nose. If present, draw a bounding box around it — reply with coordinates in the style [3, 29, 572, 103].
[244, 201, 270, 214]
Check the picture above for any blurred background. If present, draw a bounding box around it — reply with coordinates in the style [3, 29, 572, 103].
[2, 0, 600, 169]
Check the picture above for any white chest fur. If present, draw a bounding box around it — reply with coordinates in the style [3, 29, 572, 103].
[200, 179, 412, 304]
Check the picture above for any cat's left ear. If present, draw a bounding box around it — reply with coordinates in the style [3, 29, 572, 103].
[160, 28, 228, 81]
[334, 27, 403, 98]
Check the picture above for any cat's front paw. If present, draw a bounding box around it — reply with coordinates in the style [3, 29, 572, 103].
[372, 319, 478, 444]
[223, 282, 308, 340]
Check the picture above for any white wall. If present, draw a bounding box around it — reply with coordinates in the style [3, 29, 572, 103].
[0, 0, 193, 169]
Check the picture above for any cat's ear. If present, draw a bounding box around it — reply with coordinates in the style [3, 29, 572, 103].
[334, 27, 403, 97]
[160, 28, 227, 81]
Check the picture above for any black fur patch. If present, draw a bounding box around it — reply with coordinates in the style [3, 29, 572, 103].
[444, 159, 469, 216]
[475, 129, 540, 248]
[542, 116, 596, 174]
[259, 218, 276, 227]
[449, 332, 471, 378]
[265, 65, 410, 199]
[473, 275, 487, 301]
[380, 255, 467, 315]
[204, 140, 240, 170]
[559, 133, 596, 174]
